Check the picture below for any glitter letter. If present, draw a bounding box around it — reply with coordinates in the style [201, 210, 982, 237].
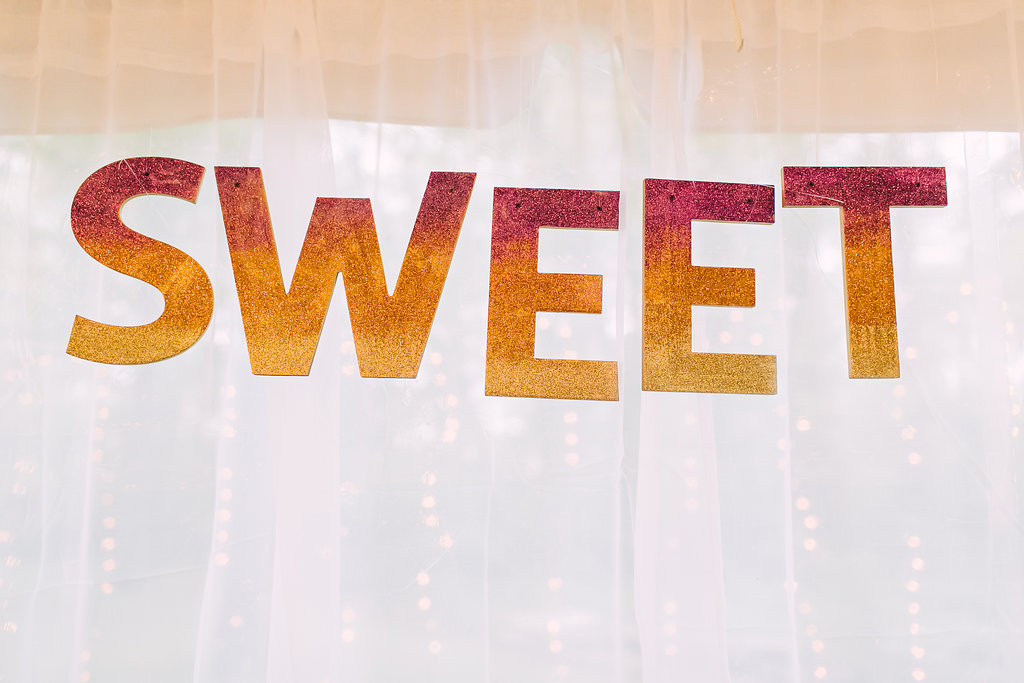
[66, 157, 212, 364]
[782, 167, 947, 378]
[216, 169, 475, 376]
[485, 188, 619, 400]
[642, 179, 776, 394]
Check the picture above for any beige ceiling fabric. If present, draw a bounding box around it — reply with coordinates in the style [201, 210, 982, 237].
[1, 0, 1023, 133]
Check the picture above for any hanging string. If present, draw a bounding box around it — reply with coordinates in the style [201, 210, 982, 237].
[730, 0, 745, 51]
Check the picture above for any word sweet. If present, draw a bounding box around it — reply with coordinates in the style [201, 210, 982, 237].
[66, 158, 947, 399]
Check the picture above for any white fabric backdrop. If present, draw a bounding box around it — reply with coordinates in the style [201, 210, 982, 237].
[1, 2, 1023, 682]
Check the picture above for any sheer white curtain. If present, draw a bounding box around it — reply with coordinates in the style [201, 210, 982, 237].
[1, 2, 1023, 682]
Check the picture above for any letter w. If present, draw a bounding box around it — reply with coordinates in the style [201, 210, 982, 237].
[215, 168, 475, 376]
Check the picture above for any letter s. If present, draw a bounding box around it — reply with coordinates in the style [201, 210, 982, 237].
[66, 157, 213, 364]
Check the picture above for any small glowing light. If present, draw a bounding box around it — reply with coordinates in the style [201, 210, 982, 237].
[565, 433, 578, 446]
[421, 496, 436, 509]
[422, 472, 437, 486]
[438, 534, 454, 549]
[901, 426, 917, 440]
[430, 352, 443, 366]
[100, 538, 115, 551]
[911, 646, 925, 659]
[663, 623, 677, 636]
[912, 668, 926, 681]
[549, 640, 563, 654]
[796, 417, 811, 432]
[219, 489, 233, 501]
[219, 468, 233, 480]
[908, 602, 920, 615]
[796, 497, 810, 511]
[341, 364, 355, 376]
[221, 425, 235, 438]
[945, 311, 958, 324]
[893, 385, 908, 398]
[418, 597, 431, 611]
[342, 629, 355, 643]
[804, 538, 817, 551]
[718, 331, 732, 344]
[912, 558, 924, 571]
[814, 666, 827, 679]
[811, 640, 824, 653]
[229, 616, 243, 628]
[665, 645, 678, 657]
[417, 572, 430, 586]
[223, 385, 236, 398]
[908, 452, 922, 465]
[214, 553, 229, 567]
[684, 498, 699, 512]
[558, 325, 572, 339]
[803, 516, 819, 530]
[547, 620, 560, 635]
[799, 603, 812, 616]
[2, 621, 17, 632]
[910, 623, 920, 634]
[663, 601, 677, 615]
[100, 583, 113, 595]
[906, 347, 917, 359]
[216, 531, 228, 543]
[547, 578, 563, 591]
[428, 640, 441, 654]
[563, 412, 578, 424]
[960, 283, 973, 295]
[907, 536, 921, 548]
[445, 394, 458, 408]
[80, 651, 91, 663]
[101, 559, 116, 572]
[80, 672, 90, 682]
[684, 477, 698, 489]
[218, 509, 231, 522]
[805, 624, 818, 636]
[424, 514, 439, 527]
[750, 333, 764, 346]
[906, 580, 920, 592]
[565, 453, 579, 466]
[342, 608, 356, 623]
[101, 493, 114, 506]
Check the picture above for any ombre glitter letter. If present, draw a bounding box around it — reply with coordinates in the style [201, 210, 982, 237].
[215, 169, 475, 376]
[643, 179, 776, 394]
[782, 167, 947, 378]
[67, 157, 212, 364]
[485, 187, 619, 400]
